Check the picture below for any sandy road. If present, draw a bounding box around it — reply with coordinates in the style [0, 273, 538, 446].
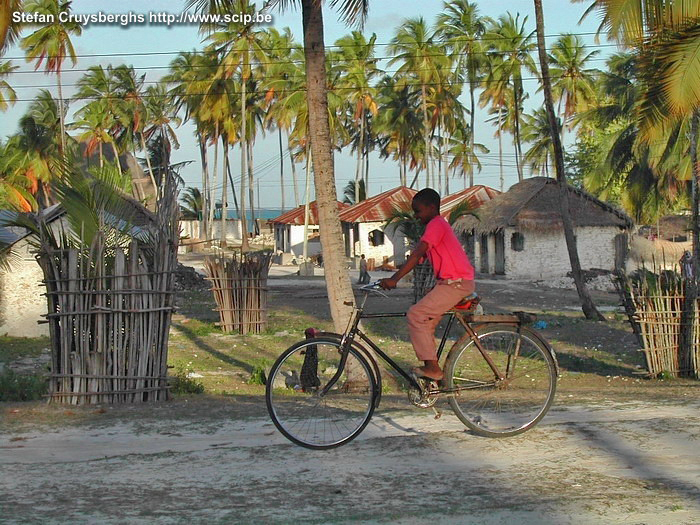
[1, 399, 699, 524]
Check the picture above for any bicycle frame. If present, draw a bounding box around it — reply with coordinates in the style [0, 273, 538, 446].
[320, 290, 524, 396]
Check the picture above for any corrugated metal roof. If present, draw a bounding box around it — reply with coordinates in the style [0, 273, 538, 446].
[339, 186, 417, 223]
[440, 185, 500, 218]
[270, 201, 348, 225]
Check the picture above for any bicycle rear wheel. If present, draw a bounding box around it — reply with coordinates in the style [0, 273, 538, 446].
[266, 338, 377, 449]
[444, 324, 557, 437]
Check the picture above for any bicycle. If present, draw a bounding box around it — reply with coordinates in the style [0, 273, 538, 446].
[265, 282, 558, 449]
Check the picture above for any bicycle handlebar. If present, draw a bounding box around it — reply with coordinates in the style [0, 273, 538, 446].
[359, 281, 388, 298]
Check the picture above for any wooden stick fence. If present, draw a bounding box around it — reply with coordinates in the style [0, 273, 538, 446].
[205, 251, 273, 334]
[35, 176, 180, 405]
[617, 270, 700, 378]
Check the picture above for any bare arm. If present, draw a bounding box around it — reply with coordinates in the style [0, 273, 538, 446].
[379, 241, 429, 290]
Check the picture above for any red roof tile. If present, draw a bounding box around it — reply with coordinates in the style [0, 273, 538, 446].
[270, 200, 348, 225]
[339, 186, 417, 223]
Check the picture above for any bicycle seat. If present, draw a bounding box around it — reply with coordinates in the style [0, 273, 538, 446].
[454, 292, 480, 311]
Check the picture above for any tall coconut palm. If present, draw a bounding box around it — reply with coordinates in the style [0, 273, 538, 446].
[485, 13, 537, 181]
[548, 33, 599, 143]
[334, 31, 381, 201]
[261, 27, 300, 212]
[436, 0, 489, 187]
[264, 0, 369, 333]
[389, 17, 447, 188]
[203, 0, 268, 247]
[165, 50, 213, 241]
[533, 0, 604, 321]
[479, 56, 511, 190]
[180, 186, 204, 219]
[20, 0, 81, 158]
[447, 122, 488, 184]
[375, 75, 422, 186]
[522, 107, 556, 176]
[0, 60, 17, 110]
[69, 100, 115, 168]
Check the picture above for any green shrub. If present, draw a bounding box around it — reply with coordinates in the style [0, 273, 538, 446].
[169, 365, 205, 394]
[247, 359, 270, 385]
[0, 369, 48, 401]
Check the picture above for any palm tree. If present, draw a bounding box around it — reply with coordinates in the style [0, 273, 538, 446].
[389, 17, 447, 188]
[485, 13, 537, 181]
[0, 0, 22, 54]
[264, 0, 369, 334]
[522, 107, 555, 176]
[69, 100, 115, 168]
[20, 0, 82, 157]
[448, 122, 488, 183]
[533, 0, 604, 321]
[548, 33, 599, 143]
[436, 0, 489, 187]
[334, 31, 381, 201]
[260, 26, 299, 212]
[342, 179, 366, 205]
[479, 57, 510, 190]
[180, 186, 204, 219]
[0, 137, 37, 212]
[165, 51, 213, 241]
[0, 60, 17, 111]
[144, 83, 181, 187]
[204, 0, 269, 247]
[375, 75, 422, 186]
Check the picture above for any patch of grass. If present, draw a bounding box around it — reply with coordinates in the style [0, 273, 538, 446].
[173, 319, 219, 336]
[168, 364, 205, 395]
[247, 359, 270, 385]
[0, 335, 50, 362]
[0, 369, 48, 401]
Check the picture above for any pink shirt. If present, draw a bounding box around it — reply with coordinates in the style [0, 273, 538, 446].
[420, 216, 474, 280]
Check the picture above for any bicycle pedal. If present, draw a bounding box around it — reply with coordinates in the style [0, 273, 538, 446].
[432, 407, 442, 420]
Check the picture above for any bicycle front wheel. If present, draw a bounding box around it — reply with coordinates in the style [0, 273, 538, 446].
[445, 325, 557, 437]
[266, 338, 377, 449]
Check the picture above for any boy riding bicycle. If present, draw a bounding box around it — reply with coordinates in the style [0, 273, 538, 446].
[379, 188, 475, 381]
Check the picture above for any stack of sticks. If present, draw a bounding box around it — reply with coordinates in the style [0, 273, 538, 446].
[205, 251, 273, 334]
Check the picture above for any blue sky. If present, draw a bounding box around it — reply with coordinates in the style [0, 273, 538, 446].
[1, 0, 616, 209]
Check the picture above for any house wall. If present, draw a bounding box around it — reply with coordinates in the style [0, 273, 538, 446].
[499, 226, 622, 279]
[208, 219, 243, 243]
[275, 224, 322, 258]
[0, 240, 48, 337]
[352, 221, 408, 267]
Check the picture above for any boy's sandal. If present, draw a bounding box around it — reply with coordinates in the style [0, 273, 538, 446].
[410, 366, 444, 382]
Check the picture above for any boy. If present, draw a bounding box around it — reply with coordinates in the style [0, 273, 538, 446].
[380, 188, 475, 380]
[358, 254, 370, 284]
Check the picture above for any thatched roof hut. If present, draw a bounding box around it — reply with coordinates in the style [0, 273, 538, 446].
[454, 177, 633, 234]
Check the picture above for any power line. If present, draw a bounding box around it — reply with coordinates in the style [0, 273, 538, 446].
[0, 30, 611, 61]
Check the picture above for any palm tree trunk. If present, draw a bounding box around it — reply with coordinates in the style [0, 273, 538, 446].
[301, 0, 355, 333]
[497, 105, 504, 192]
[220, 136, 229, 248]
[303, 144, 312, 260]
[56, 67, 67, 161]
[533, 0, 604, 321]
[198, 134, 210, 242]
[355, 114, 362, 204]
[441, 114, 449, 195]
[421, 83, 430, 187]
[240, 77, 250, 252]
[469, 66, 476, 188]
[681, 111, 700, 376]
[514, 82, 524, 181]
[247, 139, 258, 236]
[140, 133, 157, 197]
[278, 128, 285, 212]
[226, 150, 240, 217]
[110, 141, 121, 175]
[99, 142, 103, 169]
[288, 132, 300, 207]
